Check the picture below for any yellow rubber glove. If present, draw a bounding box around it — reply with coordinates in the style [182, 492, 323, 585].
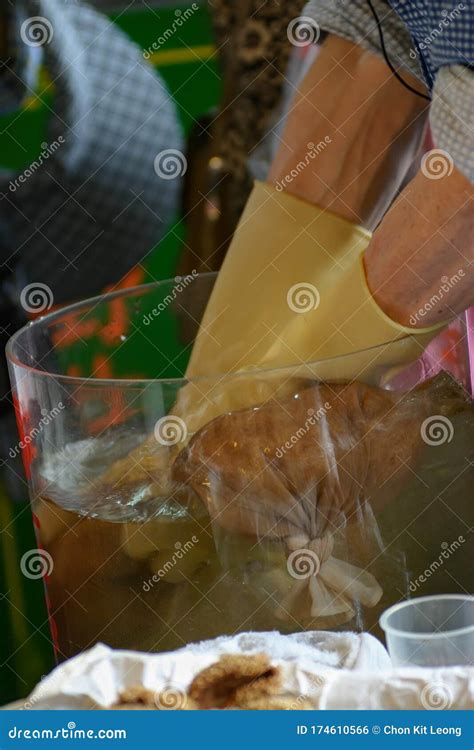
[186, 181, 442, 385]
[108, 180, 444, 495]
[110, 181, 443, 565]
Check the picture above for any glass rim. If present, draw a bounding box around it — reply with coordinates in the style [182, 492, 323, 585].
[379, 594, 474, 639]
[5, 271, 414, 386]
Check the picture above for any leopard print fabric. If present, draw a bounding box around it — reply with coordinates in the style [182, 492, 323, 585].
[209, 0, 308, 225]
[179, 1, 308, 277]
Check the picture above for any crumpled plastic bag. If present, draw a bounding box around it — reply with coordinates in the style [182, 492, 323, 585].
[172, 373, 470, 623]
[94, 370, 470, 631]
[98, 371, 312, 497]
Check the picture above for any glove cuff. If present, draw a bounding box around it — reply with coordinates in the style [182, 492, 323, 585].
[357, 253, 445, 338]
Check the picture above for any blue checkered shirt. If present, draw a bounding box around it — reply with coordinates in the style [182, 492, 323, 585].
[305, 0, 474, 182]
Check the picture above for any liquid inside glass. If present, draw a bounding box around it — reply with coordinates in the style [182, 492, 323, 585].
[34, 402, 473, 661]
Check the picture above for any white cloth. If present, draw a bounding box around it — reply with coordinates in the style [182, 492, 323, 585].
[8, 631, 473, 710]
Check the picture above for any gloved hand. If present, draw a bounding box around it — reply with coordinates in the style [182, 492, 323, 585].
[100, 181, 444, 561]
[99, 182, 444, 571]
[186, 181, 442, 386]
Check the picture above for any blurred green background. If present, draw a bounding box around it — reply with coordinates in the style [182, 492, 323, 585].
[0, 1, 221, 704]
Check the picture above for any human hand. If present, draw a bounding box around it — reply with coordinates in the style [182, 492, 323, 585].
[364, 164, 474, 327]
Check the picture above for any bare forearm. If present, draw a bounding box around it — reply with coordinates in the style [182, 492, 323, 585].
[364, 166, 474, 327]
[268, 36, 428, 229]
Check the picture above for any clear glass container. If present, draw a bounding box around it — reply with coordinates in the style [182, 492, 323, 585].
[6, 274, 473, 661]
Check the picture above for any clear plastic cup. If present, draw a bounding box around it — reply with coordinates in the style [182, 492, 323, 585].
[380, 595, 474, 666]
[5, 274, 473, 661]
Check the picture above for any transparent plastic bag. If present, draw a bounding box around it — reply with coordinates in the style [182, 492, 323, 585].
[172, 374, 471, 627]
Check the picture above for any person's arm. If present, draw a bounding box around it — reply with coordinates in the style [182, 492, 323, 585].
[364, 164, 473, 327]
[268, 35, 473, 327]
[268, 35, 428, 230]
[366, 59, 474, 328]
